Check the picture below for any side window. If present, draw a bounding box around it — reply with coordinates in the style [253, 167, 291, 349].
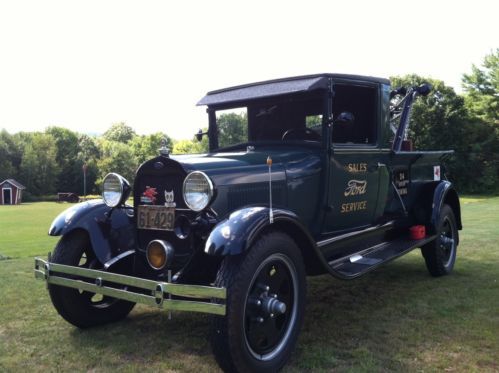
[332, 85, 377, 145]
[306, 114, 323, 130]
[216, 108, 248, 148]
[248, 96, 323, 142]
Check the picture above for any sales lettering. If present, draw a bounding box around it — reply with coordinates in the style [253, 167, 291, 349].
[347, 163, 367, 173]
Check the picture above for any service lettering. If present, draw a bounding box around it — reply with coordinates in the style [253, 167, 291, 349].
[347, 163, 367, 173]
[341, 201, 367, 213]
[344, 180, 368, 197]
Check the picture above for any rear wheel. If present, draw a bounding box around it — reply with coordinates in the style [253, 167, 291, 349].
[48, 231, 135, 328]
[421, 204, 458, 276]
[211, 232, 306, 373]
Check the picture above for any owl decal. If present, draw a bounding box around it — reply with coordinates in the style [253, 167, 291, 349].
[164, 190, 176, 208]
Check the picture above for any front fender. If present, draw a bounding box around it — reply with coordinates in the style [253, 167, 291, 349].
[204, 206, 314, 256]
[49, 199, 136, 264]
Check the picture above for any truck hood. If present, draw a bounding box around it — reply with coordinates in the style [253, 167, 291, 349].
[171, 146, 322, 186]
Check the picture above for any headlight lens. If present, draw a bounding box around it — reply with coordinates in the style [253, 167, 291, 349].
[102, 173, 128, 207]
[183, 171, 214, 211]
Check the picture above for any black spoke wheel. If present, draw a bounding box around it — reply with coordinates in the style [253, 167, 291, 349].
[422, 204, 458, 277]
[211, 232, 306, 373]
[244, 254, 298, 360]
[48, 231, 135, 328]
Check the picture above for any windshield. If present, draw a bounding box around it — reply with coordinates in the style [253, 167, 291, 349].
[213, 94, 324, 149]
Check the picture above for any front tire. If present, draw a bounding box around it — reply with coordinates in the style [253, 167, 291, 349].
[48, 231, 135, 328]
[421, 204, 458, 277]
[211, 232, 306, 373]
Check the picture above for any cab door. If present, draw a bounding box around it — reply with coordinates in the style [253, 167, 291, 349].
[322, 82, 382, 233]
[323, 148, 381, 233]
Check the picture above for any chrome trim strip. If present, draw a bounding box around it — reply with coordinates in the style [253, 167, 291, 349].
[34, 258, 226, 316]
[332, 147, 381, 154]
[103, 250, 135, 270]
[316, 220, 395, 248]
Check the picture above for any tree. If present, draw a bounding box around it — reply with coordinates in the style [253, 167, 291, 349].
[217, 112, 248, 148]
[390, 75, 467, 151]
[97, 140, 137, 189]
[462, 49, 498, 125]
[130, 133, 173, 163]
[78, 134, 100, 161]
[19, 133, 59, 195]
[77, 134, 101, 195]
[461, 50, 499, 192]
[391, 74, 499, 193]
[46, 126, 80, 192]
[0, 130, 19, 181]
[172, 130, 209, 155]
[103, 122, 137, 143]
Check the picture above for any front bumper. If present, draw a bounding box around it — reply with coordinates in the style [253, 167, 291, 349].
[34, 257, 226, 316]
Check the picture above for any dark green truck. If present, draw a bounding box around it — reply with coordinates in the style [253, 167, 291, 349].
[35, 74, 462, 372]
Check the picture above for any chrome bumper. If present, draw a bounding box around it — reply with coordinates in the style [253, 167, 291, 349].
[34, 257, 226, 316]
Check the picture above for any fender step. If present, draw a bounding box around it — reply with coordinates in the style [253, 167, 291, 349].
[328, 235, 437, 278]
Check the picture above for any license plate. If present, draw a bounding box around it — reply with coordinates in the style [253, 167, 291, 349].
[137, 205, 175, 231]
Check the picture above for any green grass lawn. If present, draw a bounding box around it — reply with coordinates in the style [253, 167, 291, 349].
[0, 202, 68, 258]
[0, 198, 498, 372]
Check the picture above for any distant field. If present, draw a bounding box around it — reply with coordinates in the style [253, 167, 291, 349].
[0, 197, 498, 372]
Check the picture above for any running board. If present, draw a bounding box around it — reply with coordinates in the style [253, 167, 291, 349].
[328, 235, 437, 279]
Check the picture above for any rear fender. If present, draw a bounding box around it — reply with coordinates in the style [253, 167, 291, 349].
[49, 200, 136, 264]
[431, 181, 462, 232]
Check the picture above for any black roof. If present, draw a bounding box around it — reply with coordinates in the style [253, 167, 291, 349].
[197, 73, 390, 106]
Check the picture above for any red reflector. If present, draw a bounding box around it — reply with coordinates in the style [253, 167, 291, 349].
[410, 225, 426, 240]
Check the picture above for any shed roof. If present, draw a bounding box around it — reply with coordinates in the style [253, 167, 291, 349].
[197, 73, 390, 107]
[0, 179, 26, 189]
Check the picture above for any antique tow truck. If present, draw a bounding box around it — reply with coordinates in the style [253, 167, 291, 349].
[35, 74, 462, 372]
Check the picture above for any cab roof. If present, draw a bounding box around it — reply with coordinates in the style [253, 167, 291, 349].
[197, 73, 390, 107]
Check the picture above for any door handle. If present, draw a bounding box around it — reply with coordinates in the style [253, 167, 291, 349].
[368, 163, 386, 172]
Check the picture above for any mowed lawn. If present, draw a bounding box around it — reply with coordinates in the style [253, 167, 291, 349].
[0, 202, 67, 258]
[0, 198, 498, 372]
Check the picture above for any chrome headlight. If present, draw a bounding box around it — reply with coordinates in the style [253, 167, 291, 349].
[102, 173, 130, 208]
[183, 171, 214, 212]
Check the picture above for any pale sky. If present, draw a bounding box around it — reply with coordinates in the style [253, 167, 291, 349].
[0, 0, 497, 140]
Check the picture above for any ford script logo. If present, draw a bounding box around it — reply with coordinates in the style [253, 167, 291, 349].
[344, 180, 367, 197]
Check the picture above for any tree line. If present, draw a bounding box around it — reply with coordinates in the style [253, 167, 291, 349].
[0, 50, 497, 197]
[391, 49, 498, 193]
[0, 123, 210, 199]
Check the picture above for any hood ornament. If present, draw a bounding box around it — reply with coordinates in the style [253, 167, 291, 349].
[159, 138, 170, 157]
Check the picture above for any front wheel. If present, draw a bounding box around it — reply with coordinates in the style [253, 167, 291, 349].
[48, 231, 135, 328]
[211, 232, 306, 373]
[421, 204, 459, 277]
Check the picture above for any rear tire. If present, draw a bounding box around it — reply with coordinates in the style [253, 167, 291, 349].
[211, 232, 306, 373]
[48, 231, 135, 328]
[421, 204, 458, 277]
